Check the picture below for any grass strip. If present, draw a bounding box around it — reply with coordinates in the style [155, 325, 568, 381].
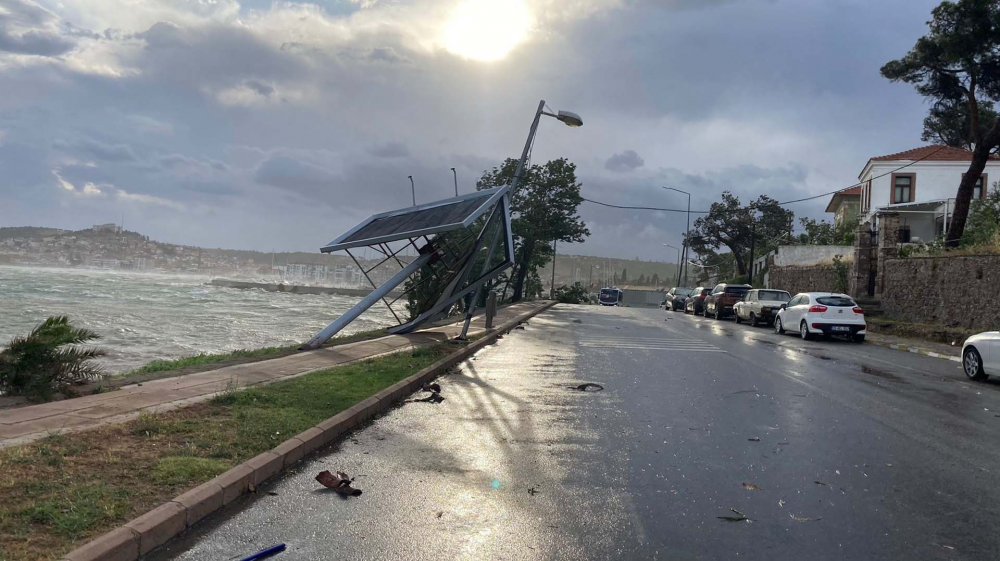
[0, 342, 457, 561]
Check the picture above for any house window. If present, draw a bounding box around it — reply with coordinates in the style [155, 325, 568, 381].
[972, 174, 988, 200]
[891, 173, 915, 204]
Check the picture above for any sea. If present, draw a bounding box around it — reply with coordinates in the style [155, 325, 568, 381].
[0, 266, 396, 374]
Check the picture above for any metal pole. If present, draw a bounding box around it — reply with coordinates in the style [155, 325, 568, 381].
[451, 168, 458, 197]
[684, 192, 691, 286]
[459, 213, 505, 339]
[408, 175, 415, 206]
[748, 221, 756, 285]
[550, 239, 557, 299]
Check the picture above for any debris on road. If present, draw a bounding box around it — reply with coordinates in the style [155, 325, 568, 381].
[436, 511, 444, 518]
[814, 481, 829, 487]
[730, 508, 745, 516]
[778, 499, 785, 507]
[411, 392, 445, 404]
[742, 482, 762, 491]
[789, 514, 821, 522]
[748, 437, 761, 442]
[571, 383, 604, 392]
[572, 319, 583, 324]
[240, 543, 286, 561]
[528, 486, 540, 496]
[718, 514, 752, 523]
[422, 383, 441, 393]
[316, 470, 363, 496]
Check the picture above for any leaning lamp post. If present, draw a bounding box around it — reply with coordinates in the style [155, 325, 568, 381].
[494, 100, 582, 311]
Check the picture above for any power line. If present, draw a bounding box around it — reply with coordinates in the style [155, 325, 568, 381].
[580, 145, 951, 212]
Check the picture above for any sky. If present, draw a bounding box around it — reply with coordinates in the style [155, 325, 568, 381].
[0, 0, 947, 261]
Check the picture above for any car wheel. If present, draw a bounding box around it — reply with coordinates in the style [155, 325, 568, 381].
[799, 321, 811, 341]
[749, 313, 758, 327]
[714, 307, 722, 320]
[703, 307, 710, 317]
[774, 317, 784, 335]
[735, 312, 742, 324]
[852, 334, 865, 344]
[964, 347, 989, 382]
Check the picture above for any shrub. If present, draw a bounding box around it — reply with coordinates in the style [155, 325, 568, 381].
[554, 282, 590, 304]
[0, 316, 107, 402]
[831, 254, 850, 294]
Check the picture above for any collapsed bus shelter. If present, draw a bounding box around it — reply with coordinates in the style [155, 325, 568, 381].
[300, 186, 514, 350]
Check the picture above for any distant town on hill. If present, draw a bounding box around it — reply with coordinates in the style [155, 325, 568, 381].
[0, 225, 681, 290]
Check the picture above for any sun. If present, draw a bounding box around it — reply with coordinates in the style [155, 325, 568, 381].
[444, 0, 533, 62]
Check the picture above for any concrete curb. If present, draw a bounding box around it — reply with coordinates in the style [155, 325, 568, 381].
[865, 339, 962, 363]
[61, 301, 556, 561]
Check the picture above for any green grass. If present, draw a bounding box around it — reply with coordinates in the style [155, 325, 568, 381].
[153, 457, 229, 485]
[125, 345, 299, 376]
[0, 341, 460, 560]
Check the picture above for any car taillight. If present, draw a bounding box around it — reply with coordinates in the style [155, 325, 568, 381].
[853, 307, 864, 314]
[698, 295, 706, 300]
[808, 305, 827, 313]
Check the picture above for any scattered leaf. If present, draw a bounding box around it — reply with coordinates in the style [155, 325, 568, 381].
[730, 508, 745, 516]
[790, 514, 821, 522]
[742, 482, 762, 491]
[814, 481, 829, 487]
[748, 437, 761, 442]
[778, 499, 785, 507]
[717, 516, 751, 523]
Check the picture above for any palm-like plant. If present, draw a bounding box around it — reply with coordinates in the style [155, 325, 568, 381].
[0, 316, 108, 402]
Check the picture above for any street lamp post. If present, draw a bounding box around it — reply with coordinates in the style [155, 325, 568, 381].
[450, 167, 458, 197]
[465, 99, 582, 337]
[663, 244, 680, 285]
[663, 186, 691, 287]
[407, 175, 416, 206]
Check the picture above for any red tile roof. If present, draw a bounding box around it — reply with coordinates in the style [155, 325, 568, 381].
[837, 186, 861, 195]
[870, 145, 978, 162]
[825, 186, 861, 213]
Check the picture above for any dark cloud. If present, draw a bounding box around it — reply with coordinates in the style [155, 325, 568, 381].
[53, 137, 137, 162]
[253, 154, 340, 198]
[244, 80, 275, 98]
[605, 150, 644, 172]
[366, 141, 410, 158]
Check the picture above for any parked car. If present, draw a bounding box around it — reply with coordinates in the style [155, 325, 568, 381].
[684, 287, 713, 315]
[773, 292, 866, 342]
[704, 283, 752, 319]
[665, 287, 694, 311]
[734, 289, 791, 327]
[962, 331, 1000, 381]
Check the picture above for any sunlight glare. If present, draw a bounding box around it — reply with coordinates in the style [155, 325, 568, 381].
[444, 0, 532, 62]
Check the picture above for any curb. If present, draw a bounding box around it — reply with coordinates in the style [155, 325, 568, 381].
[865, 339, 962, 363]
[61, 302, 557, 561]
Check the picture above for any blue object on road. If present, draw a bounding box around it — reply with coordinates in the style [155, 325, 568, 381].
[240, 544, 286, 561]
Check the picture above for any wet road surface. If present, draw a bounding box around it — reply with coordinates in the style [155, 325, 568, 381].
[150, 305, 1000, 560]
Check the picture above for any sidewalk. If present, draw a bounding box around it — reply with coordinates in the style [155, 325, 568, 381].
[0, 301, 550, 449]
[866, 331, 962, 363]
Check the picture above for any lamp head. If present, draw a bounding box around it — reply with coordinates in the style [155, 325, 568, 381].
[556, 110, 583, 128]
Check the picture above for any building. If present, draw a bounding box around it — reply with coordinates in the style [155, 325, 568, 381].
[824, 186, 860, 227]
[850, 145, 1000, 243]
[92, 223, 121, 233]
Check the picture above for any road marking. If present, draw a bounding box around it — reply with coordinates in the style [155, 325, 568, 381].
[577, 337, 725, 353]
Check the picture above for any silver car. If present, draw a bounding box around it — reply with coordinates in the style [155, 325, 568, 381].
[734, 289, 791, 327]
[962, 331, 1000, 381]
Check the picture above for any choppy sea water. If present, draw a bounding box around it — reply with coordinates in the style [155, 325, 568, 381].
[0, 266, 396, 373]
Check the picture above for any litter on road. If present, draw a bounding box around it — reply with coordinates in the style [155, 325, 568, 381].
[789, 514, 821, 522]
[316, 470, 363, 496]
[571, 383, 604, 392]
[240, 543, 286, 561]
[742, 482, 762, 491]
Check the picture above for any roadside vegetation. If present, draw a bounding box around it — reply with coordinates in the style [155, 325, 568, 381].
[554, 282, 590, 304]
[0, 342, 457, 560]
[0, 317, 107, 403]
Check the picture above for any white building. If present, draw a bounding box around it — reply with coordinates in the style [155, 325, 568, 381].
[849, 145, 1000, 243]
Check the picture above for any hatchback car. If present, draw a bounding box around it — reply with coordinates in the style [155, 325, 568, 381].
[774, 292, 866, 342]
[734, 289, 791, 327]
[684, 287, 712, 315]
[665, 287, 694, 311]
[962, 331, 1000, 381]
[704, 283, 752, 319]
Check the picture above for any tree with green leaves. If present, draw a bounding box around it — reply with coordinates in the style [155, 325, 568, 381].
[0, 316, 107, 402]
[477, 158, 590, 302]
[797, 217, 858, 246]
[620, 268, 628, 284]
[962, 181, 1000, 245]
[881, 0, 1000, 247]
[688, 192, 794, 277]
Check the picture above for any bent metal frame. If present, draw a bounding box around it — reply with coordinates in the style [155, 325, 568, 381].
[299, 186, 514, 350]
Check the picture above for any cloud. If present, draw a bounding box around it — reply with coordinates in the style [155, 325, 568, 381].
[0, 0, 75, 57]
[253, 154, 340, 198]
[53, 137, 137, 162]
[605, 149, 644, 172]
[366, 142, 410, 158]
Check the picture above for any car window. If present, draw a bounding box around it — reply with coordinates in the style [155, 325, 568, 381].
[724, 286, 750, 295]
[789, 295, 802, 306]
[759, 290, 790, 301]
[816, 296, 856, 307]
[712, 284, 724, 294]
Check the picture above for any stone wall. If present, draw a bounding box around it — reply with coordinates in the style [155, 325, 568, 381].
[768, 263, 845, 296]
[881, 255, 1000, 330]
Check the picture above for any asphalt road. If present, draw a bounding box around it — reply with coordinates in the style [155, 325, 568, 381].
[150, 305, 1000, 561]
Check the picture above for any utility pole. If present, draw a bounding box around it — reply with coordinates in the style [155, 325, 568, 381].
[748, 222, 756, 285]
[451, 168, 458, 197]
[407, 176, 416, 206]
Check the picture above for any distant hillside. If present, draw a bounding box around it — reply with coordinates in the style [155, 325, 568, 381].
[0, 227, 69, 239]
[546, 253, 683, 288]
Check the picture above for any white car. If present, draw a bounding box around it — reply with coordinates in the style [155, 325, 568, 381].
[962, 331, 1000, 381]
[773, 292, 866, 343]
[734, 289, 791, 327]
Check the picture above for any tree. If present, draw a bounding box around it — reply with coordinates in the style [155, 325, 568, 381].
[922, 97, 999, 150]
[797, 217, 858, 246]
[555, 282, 590, 304]
[962, 180, 1000, 245]
[881, 0, 1000, 247]
[651, 273, 661, 286]
[636, 273, 647, 285]
[688, 192, 794, 277]
[477, 158, 590, 302]
[620, 268, 628, 284]
[0, 316, 107, 402]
